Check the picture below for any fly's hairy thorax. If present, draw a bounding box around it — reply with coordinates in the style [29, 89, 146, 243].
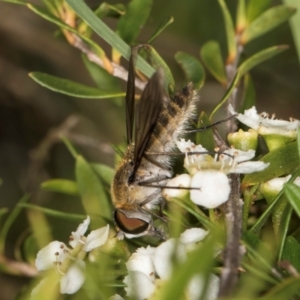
[111, 83, 198, 212]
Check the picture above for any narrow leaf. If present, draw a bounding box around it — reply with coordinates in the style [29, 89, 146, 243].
[246, 0, 272, 23]
[236, 0, 246, 33]
[243, 142, 300, 186]
[285, 183, 300, 218]
[218, 0, 237, 63]
[200, 41, 226, 85]
[148, 16, 174, 44]
[91, 163, 115, 186]
[140, 45, 174, 88]
[76, 155, 112, 227]
[94, 2, 126, 19]
[262, 276, 300, 299]
[240, 73, 256, 112]
[250, 168, 300, 233]
[1, 0, 26, 4]
[29, 72, 125, 98]
[154, 236, 216, 300]
[0, 194, 30, 253]
[175, 51, 205, 89]
[27, 4, 108, 60]
[241, 5, 297, 45]
[196, 112, 215, 152]
[281, 236, 300, 272]
[210, 70, 240, 121]
[239, 45, 289, 76]
[18, 203, 84, 220]
[41, 179, 79, 196]
[66, 0, 155, 77]
[284, 0, 300, 64]
[82, 54, 122, 91]
[116, 0, 152, 44]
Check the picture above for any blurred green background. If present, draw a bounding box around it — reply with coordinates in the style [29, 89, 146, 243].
[0, 0, 299, 299]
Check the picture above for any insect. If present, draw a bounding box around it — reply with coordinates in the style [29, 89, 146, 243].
[110, 49, 199, 239]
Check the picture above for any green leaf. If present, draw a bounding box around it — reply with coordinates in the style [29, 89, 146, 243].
[148, 16, 174, 44]
[116, 0, 152, 44]
[154, 235, 216, 300]
[240, 73, 256, 112]
[61, 136, 79, 159]
[82, 54, 122, 92]
[174, 51, 205, 89]
[0, 194, 30, 253]
[241, 5, 297, 44]
[140, 45, 174, 88]
[281, 236, 300, 272]
[1, 0, 26, 4]
[297, 128, 300, 159]
[18, 203, 84, 220]
[243, 142, 300, 186]
[200, 41, 226, 85]
[239, 45, 289, 76]
[91, 163, 115, 186]
[41, 179, 79, 196]
[27, 4, 108, 60]
[195, 112, 215, 152]
[210, 70, 240, 121]
[246, 0, 272, 23]
[94, 2, 126, 19]
[29, 72, 125, 98]
[262, 276, 300, 299]
[236, 0, 246, 33]
[277, 204, 292, 260]
[76, 155, 112, 227]
[66, 0, 155, 77]
[284, 0, 300, 64]
[250, 168, 300, 234]
[218, 0, 237, 63]
[285, 183, 300, 218]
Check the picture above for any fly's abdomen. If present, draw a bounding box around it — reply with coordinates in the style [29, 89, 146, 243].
[146, 83, 198, 166]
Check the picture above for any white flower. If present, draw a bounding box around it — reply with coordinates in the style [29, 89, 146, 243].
[60, 259, 86, 294]
[123, 228, 217, 300]
[229, 105, 300, 136]
[34, 217, 109, 295]
[124, 271, 155, 299]
[163, 174, 192, 200]
[190, 170, 231, 209]
[174, 139, 269, 208]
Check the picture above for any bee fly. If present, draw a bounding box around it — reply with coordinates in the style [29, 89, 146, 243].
[111, 49, 199, 240]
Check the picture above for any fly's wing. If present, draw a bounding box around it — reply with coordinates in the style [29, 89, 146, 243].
[132, 69, 165, 180]
[125, 53, 136, 144]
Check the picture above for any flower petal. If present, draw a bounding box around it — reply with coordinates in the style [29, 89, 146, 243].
[229, 105, 260, 130]
[163, 174, 191, 200]
[187, 274, 219, 300]
[233, 161, 269, 174]
[60, 259, 86, 294]
[84, 224, 109, 252]
[126, 246, 155, 281]
[124, 271, 155, 300]
[35, 241, 68, 271]
[190, 171, 230, 208]
[180, 228, 208, 245]
[153, 238, 186, 280]
[69, 216, 90, 249]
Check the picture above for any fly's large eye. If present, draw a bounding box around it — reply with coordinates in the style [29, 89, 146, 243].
[114, 210, 149, 234]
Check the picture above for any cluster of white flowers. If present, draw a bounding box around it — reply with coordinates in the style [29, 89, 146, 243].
[163, 139, 269, 209]
[120, 227, 219, 300]
[33, 216, 109, 294]
[229, 105, 300, 151]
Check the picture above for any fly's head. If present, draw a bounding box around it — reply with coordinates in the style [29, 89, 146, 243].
[114, 208, 166, 240]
